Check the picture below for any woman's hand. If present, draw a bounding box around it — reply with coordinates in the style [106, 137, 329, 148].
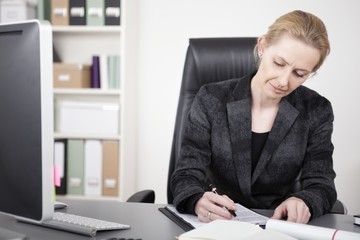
[272, 197, 311, 223]
[194, 192, 237, 222]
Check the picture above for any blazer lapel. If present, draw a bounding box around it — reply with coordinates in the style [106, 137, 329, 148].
[251, 99, 300, 184]
[226, 75, 253, 196]
[227, 99, 252, 196]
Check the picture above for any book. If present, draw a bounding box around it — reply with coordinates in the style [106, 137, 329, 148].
[91, 55, 101, 88]
[69, 0, 86, 25]
[86, 0, 104, 26]
[355, 215, 360, 226]
[266, 219, 360, 240]
[102, 140, 119, 196]
[67, 139, 85, 195]
[108, 55, 120, 89]
[105, 0, 121, 26]
[51, 0, 69, 26]
[84, 140, 103, 196]
[100, 54, 109, 90]
[178, 219, 296, 240]
[179, 219, 360, 240]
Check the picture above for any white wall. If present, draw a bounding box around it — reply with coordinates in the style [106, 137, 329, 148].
[135, 0, 360, 215]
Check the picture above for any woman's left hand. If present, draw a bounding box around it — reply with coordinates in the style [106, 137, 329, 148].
[271, 197, 311, 223]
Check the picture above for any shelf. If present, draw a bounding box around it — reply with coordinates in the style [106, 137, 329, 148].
[56, 195, 120, 201]
[54, 132, 121, 140]
[51, 0, 138, 202]
[53, 88, 121, 96]
[52, 26, 122, 33]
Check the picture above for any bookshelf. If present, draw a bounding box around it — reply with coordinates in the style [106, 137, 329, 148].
[52, 0, 138, 201]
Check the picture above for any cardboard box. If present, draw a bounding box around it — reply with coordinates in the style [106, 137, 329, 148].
[53, 63, 91, 88]
[51, 0, 69, 26]
[55, 101, 120, 135]
[0, 0, 36, 23]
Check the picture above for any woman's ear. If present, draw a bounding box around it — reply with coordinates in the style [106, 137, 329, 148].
[257, 36, 266, 56]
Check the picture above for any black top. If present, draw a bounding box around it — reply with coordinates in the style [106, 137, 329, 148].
[251, 131, 270, 173]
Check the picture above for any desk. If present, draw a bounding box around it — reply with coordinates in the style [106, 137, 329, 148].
[0, 199, 184, 240]
[0, 199, 359, 239]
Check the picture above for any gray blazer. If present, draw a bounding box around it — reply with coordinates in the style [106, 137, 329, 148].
[171, 74, 337, 218]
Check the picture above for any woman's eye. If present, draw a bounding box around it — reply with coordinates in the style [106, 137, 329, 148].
[294, 71, 305, 78]
[274, 61, 284, 67]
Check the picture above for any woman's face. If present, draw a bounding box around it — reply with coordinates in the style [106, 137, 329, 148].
[254, 34, 320, 100]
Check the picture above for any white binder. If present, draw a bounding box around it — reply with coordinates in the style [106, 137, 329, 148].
[84, 140, 103, 196]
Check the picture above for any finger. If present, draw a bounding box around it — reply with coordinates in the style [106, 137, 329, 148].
[284, 202, 297, 222]
[286, 199, 309, 223]
[211, 193, 236, 212]
[211, 196, 236, 219]
[221, 195, 237, 211]
[272, 205, 286, 220]
[194, 193, 214, 219]
[197, 212, 212, 223]
[286, 209, 297, 222]
[295, 202, 311, 223]
[195, 192, 231, 222]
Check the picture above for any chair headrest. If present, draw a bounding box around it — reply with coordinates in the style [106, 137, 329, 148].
[181, 37, 257, 93]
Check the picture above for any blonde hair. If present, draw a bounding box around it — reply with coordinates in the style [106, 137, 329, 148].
[255, 10, 330, 72]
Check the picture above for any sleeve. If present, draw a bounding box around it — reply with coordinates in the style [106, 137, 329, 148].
[291, 97, 337, 218]
[170, 86, 214, 213]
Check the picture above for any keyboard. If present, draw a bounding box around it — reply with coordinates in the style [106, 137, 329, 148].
[40, 212, 130, 237]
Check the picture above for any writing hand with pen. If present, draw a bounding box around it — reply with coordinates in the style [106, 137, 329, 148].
[194, 184, 237, 223]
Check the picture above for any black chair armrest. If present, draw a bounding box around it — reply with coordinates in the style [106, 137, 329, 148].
[126, 190, 155, 203]
[330, 199, 347, 214]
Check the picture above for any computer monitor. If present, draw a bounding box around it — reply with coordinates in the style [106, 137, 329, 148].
[0, 19, 54, 228]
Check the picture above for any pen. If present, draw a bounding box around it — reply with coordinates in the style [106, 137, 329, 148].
[209, 184, 237, 217]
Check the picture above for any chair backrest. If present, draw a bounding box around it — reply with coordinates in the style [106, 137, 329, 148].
[167, 37, 257, 203]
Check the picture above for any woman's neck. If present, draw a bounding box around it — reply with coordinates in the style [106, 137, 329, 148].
[250, 76, 280, 132]
[250, 75, 281, 109]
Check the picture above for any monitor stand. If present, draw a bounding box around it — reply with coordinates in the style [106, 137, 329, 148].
[0, 227, 26, 240]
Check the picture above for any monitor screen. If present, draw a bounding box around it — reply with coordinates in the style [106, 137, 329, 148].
[0, 20, 54, 223]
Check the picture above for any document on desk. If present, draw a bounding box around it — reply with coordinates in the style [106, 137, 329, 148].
[163, 203, 269, 229]
[178, 219, 297, 240]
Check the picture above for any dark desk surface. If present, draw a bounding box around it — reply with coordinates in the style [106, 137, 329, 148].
[0, 198, 359, 239]
[0, 199, 184, 240]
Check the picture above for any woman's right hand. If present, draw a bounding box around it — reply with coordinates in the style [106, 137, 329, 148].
[194, 191, 237, 222]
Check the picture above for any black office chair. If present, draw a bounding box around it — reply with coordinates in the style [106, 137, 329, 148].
[166, 37, 347, 214]
[126, 189, 155, 203]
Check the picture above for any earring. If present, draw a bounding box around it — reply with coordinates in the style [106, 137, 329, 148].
[258, 52, 263, 59]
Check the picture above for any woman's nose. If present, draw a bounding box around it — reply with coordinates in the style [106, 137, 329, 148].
[277, 70, 291, 87]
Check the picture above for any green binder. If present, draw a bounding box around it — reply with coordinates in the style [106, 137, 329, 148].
[86, 0, 105, 26]
[67, 139, 85, 195]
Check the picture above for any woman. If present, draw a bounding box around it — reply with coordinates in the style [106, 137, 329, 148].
[170, 10, 337, 224]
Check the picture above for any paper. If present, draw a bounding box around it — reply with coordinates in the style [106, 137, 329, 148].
[233, 203, 269, 225]
[178, 219, 296, 240]
[166, 203, 269, 229]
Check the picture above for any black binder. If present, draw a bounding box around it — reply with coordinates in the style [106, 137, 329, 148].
[54, 139, 67, 195]
[69, 0, 86, 25]
[158, 207, 194, 231]
[105, 0, 121, 25]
